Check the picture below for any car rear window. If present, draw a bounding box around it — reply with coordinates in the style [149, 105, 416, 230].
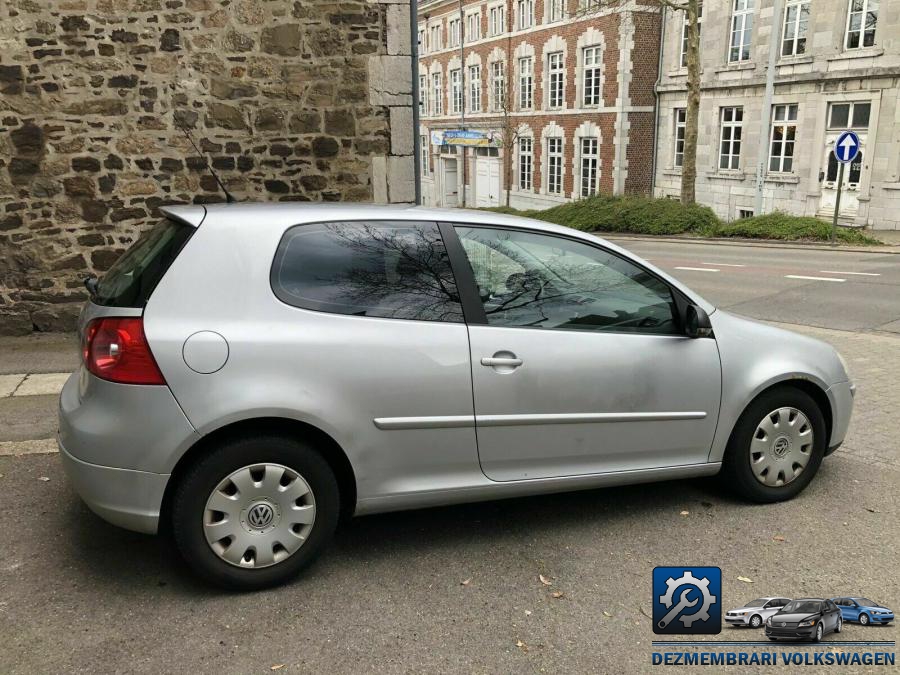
[271, 220, 464, 322]
[93, 218, 193, 307]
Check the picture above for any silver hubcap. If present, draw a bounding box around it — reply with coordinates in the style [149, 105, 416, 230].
[861, 615, 868, 624]
[817, 624, 822, 639]
[751, 616, 760, 627]
[203, 463, 316, 569]
[750, 407, 814, 487]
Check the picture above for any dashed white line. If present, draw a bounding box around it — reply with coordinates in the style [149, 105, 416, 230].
[0, 439, 58, 457]
[675, 266, 720, 272]
[702, 262, 745, 267]
[819, 270, 881, 276]
[785, 274, 846, 282]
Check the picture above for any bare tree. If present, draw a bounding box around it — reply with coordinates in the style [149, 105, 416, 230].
[657, 0, 701, 205]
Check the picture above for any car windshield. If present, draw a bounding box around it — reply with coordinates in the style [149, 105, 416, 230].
[746, 599, 768, 607]
[782, 600, 821, 614]
[855, 598, 877, 607]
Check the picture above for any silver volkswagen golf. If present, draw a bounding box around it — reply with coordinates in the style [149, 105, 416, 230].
[60, 203, 854, 589]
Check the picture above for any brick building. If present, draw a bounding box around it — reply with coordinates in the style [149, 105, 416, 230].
[416, 0, 661, 209]
[655, 0, 900, 230]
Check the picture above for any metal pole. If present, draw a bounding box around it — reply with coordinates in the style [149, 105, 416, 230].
[410, 0, 422, 205]
[831, 161, 844, 246]
[459, 0, 466, 207]
[754, 0, 785, 216]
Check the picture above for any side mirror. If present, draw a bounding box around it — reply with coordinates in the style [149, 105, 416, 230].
[685, 304, 713, 338]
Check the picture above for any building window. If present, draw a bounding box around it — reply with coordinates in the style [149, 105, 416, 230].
[518, 57, 533, 110]
[738, 208, 754, 219]
[549, 0, 564, 22]
[846, 0, 878, 50]
[828, 101, 870, 130]
[449, 18, 461, 47]
[420, 135, 429, 176]
[491, 60, 505, 110]
[768, 103, 798, 173]
[673, 108, 686, 168]
[432, 72, 443, 115]
[518, 137, 533, 190]
[579, 0, 602, 11]
[579, 137, 599, 197]
[728, 0, 754, 63]
[547, 136, 563, 195]
[418, 28, 426, 54]
[469, 65, 481, 112]
[430, 24, 442, 51]
[582, 46, 602, 107]
[489, 5, 505, 36]
[679, 3, 703, 68]
[719, 106, 743, 170]
[450, 69, 462, 114]
[782, 0, 809, 56]
[548, 51, 564, 109]
[419, 74, 427, 115]
[466, 11, 481, 42]
[518, 0, 534, 29]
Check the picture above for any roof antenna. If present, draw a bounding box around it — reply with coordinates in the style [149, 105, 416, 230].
[176, 119, 235, 203]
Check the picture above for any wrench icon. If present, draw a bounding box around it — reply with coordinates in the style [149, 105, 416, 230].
[657, 588, 698, 629]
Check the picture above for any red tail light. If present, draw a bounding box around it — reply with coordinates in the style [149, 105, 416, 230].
[82, 317, 166, 385]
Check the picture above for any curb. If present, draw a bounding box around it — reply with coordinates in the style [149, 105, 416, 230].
[601, 234, 900, 254]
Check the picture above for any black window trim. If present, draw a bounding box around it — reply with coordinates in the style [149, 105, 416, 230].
[269, 218, 466, 325]
[439, 220, 701, 338]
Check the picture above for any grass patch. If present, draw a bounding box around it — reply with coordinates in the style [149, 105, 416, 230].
[483, 196, 880, 245]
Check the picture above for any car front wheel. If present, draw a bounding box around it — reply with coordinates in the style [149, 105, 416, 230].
[814, 623, 824, 642]
[836, 617, 843, 633]
[720, 387, 827, 503]
[750, 614, 762, 628]
[860, 613, 870, 626]
[171, 435, 340, 590]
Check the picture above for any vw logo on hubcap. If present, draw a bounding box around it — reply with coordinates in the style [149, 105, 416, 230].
[247, 502, 274, 529]
[773, 436, 791, 458]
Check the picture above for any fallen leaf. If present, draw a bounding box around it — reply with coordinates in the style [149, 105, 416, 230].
[737, 576, 754, 584]
[551, 591, 565, 599]
[680, 510, 690, 516]
[603, 611, 612, 617]
[864, 507, 879, 513]
[515, 638, 528, 652]
[270, 666, 285, 671]
[772, 535, 785, 542]
[539, 574, 552, 586]
[524, 609, 532, 616]
[38, 476, 50, 482]
[461, 578, 472, 586]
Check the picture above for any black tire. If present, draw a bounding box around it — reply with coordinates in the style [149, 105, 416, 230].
[768, 637, 777, 641]
[813, 623, 823, 643]
[720, 386, 827, 503]
[171, 435, 340, 591]
[750, 614, 762, 628]
[836, 617, 843, 633]
[859, 613, 869, 626]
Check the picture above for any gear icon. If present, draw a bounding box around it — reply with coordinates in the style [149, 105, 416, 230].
[658, 570, 717, 627]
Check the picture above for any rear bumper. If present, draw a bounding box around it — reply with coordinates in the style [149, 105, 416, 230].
[59, 438, 167, 534]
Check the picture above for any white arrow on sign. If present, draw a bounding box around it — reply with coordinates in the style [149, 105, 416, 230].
[838, 135, 857, 161]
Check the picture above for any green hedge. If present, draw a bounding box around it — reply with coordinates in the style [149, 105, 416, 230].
[483, 196, 879, 244]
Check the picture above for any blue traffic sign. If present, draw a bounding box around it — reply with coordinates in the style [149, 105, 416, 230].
[834, 130, 860, 164]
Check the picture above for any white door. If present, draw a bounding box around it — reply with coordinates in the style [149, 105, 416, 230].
[820, 135, 864, 217]
[475, 158, 501, 207]
[443, 158, 458, 207]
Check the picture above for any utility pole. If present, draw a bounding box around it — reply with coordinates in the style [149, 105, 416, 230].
[754, 0, 785, 216]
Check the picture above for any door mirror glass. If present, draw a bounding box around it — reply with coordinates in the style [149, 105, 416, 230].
[684, 304, 713, 338]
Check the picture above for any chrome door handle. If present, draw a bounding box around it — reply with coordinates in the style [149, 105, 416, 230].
[481, 357, 522, 367]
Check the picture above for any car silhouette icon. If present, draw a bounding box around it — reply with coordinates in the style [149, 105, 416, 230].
[832, 597, 895, 626]
[725, 597, 790, 628]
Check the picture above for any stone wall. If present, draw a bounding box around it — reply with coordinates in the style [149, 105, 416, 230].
[0, 0, 415, 335]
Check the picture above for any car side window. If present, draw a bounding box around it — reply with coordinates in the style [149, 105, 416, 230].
[453, 226, 678, 334]
[272, 220, 464, 322]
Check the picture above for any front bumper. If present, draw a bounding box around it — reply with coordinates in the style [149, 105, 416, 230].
[825, 380, 855, 455]
[59, 437, 168, 534]
[765, 624, 816, 640]
[869, 613, 894, 624]
[725, 615, 752, 626]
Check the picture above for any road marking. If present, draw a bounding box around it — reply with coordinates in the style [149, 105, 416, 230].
[0, 374, 25, 397]
[702, 262, 745, 267]
[0, 439, 58, 456]
[3, 373, 69, 397]
[819, 270, 881, 276]
[675, 266, 720, 272]
[785, 274, 846, 282]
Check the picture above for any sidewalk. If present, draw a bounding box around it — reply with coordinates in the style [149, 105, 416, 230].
[0, 333, 78, 376]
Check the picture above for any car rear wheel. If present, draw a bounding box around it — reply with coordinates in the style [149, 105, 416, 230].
[860, 613, 870, 626]
[171, 435, 340, 590]
[720, 387, 827, 503]
[750, 614, 762, 628]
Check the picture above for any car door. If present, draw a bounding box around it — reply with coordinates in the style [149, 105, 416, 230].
[763, 599, 784, 620]
[825, 600, 841, 630]
[447, 223, 722, 481]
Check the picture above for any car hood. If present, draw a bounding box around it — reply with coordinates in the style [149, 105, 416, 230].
[859, 604, 891, 611]
[730, 605, 764, 612]
[772, 613, 819, 623]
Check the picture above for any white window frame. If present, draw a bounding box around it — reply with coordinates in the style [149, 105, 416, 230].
[430, 23, 442, 52]
[579, 0, 602, 11]
[418, 28, 426, 54]
[845, 0, 878, 50]
[420, 135, 429, 176]
[518, 136, 533, 191]
[518, 56, 533, 110]
[466, 11, 481, 42]
[491, 60, 505, 111]
[448, 18, 461, 48]
[548, 0, 565, 23]
[718, 106, 743, 170]
[546, 136, 563, 195]
[432, 72, 443, 115]
[679, 3, 703, 68]
[674, 108, 686, 168]
[489, 4, 506, 36]
[419, 74, 427, 115]
[582, 45, 602, 107]
[728, 0, 754, 63]
[517, 0, 534, 30]
[468, 64, 481, 113]
[579, 136, 599, 197]
[450, 68, 462, 114]
[768, 103, 798, 174]
[781, 0, 809, 57]
[547, 51, 564, 109]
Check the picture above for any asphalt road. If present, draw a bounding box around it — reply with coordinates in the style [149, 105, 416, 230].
[1, 240, 898, 674]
